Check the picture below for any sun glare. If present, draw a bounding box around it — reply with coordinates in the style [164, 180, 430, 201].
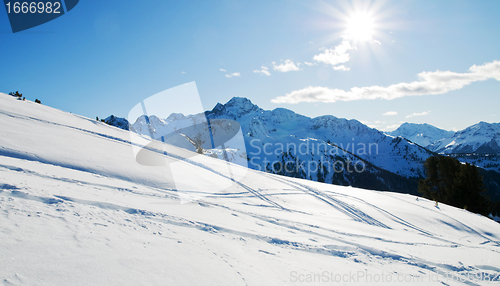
[345, 11, 375, 42]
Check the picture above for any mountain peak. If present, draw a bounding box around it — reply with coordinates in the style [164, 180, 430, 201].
[104, 115, 131, 131]
[459, 121, 500, 134]
[226, 97, 254, 107]
[389, 122, 454, 148]
[209, 97, 262, 118]
[167, 113, 186, 121]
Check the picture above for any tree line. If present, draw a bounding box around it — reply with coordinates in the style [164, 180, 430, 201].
[9, 91, 41, 104]
[419, 155, 491, 216]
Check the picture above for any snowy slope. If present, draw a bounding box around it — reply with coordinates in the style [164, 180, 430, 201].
[2, 93, 500, 285]
[430, 122, 500, 154]
[388, 123, 455, 148]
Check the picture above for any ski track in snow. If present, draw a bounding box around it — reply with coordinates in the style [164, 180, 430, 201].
[2, 159, 499, 285]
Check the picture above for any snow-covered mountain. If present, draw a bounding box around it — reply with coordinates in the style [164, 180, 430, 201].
[106, 97, 500, 200]
[430, 121, 500, 154]
[129, 97, 437, 194]
[2, 93, 500, 285]
[104, 115, 134, 131]
[388, 123, 455, 148]
[387, 122, 500, 173]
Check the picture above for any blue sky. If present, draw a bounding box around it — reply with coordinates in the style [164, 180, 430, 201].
[1, 0, 499, 131]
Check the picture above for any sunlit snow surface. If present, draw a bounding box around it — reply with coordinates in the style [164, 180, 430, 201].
[1, 93, 500, 285]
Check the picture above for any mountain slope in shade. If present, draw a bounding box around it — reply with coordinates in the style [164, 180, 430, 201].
[104, 115, 134, 131]
[430, 121, 500, 154]
[208, 99, 435, 181]
[1, 93, 500, 285]
[388, 122, 455, 148]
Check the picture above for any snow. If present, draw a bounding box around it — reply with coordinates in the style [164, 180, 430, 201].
[1, 93, 500, 285]
[103, 115, 131, 131]
[131, 98, 434, 179]
[430, 122, 500, 154]
[388, 123, 454, 148]
[388, 122, 500, 173]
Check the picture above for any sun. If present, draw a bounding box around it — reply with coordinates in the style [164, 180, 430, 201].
[345, 11, 376, 42]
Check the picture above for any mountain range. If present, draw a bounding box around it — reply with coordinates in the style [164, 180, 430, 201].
[387, 123, 455, 148]
[389, 122, 500, 174]
[389, 122, 500, 155]
[104, 97, 500, 205]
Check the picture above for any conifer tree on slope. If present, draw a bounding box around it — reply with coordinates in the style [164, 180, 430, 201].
[419, 156, 490, 216]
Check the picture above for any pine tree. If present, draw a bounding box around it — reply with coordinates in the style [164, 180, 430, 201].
[9, 91, 22, 98]
[419, 155, 490, 216]
[453, 163, 490, 216]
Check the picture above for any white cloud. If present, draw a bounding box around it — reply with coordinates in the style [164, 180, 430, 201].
[271, 60, 500, 104]
[304, 61, 315, 66]
[313, 40, 354, 67]
[382, 111, 397, 116]
[225, 72, 240, 78]
[333, 65, 350, 71]
[371, 39, 382, 45]
[220, 69, 226, 72]
[384, 124, 401, 131]
[272, 60, 300, 72]
[406, 111, 430, 118]
[309, 41, 314, 44]
[181, 71, 186, 74]
[253, 66, 271, 76]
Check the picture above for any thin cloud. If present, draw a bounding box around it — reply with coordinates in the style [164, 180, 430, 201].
[271, 60, 500, 104]
[273, 60, 300, 72]
[304, 61, 315, 66]
[253, 66, 271, 76]
[333, 65, 350, 71]
[383, 111, 397, 116]
[384, 124, 401, 131]
[225, 72, 240, 78]
[313, 40, 353, 69]
[220, 69, 226, 72]
[181, 71, 186, 74]
[406, 111, 430, 118]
